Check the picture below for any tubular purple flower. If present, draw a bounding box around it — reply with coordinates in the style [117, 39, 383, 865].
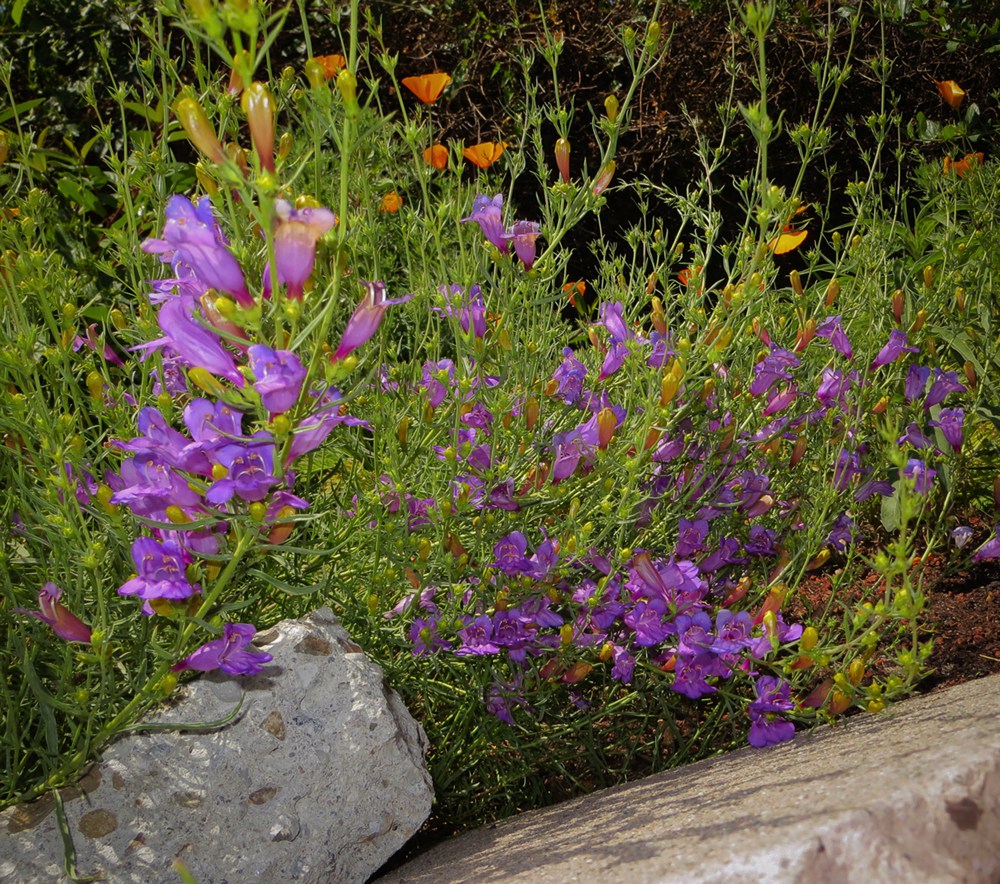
[150, 292, 245, 387]
[924, 370, 966, 409]
[503, 220, 541, 270]
[206, 434, 279, 504]
[249, 345, 306, 415]
[461, 194, 508, 254]
[14, 582, 92, 643]
[270, 199, 336, 300]
[114, 407, 212, 475]
[903, 458, 936, 495]
[904, 365, 931, 403]
[815, 315, 853, 359]
[972, 526, 1000, 561]
[172, 622, 273, 676]
[332, 281, 413, 361]
[142, 196, 252, 307]
[929, 407, 964, 452]
[119, 537, 199, 601]
[747, 675, 796, 747]
[870, 329, 918, 369]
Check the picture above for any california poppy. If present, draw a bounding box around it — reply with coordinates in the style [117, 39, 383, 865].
[402, 72, 452, 104]
[380, 191, 403, 214]
[463, 141, 508, 169]
[768, 205, 810, 255]
[563, 280, 586, 308]
[936, 79, 965, 110]
[424, 143, 449, 170]
[677, 265, 703, 286]
[944, 151, 984, 178]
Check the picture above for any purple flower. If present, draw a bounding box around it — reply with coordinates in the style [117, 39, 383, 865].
[624, 598, 673, 646]
[142, 196, 252, 306]
[675, 518, 709, 558]
[114, 407, 211, 475]
[816, 368, 852, 410]
[904, 365, 931, 403]
[827, 513, 855, 553]
[206, 434, 279, 504]
[551, 347, 588, 405]
[14, 582, 92, 643]
[119, 537, 199, 601]
[750, 349, 800, 397]
[815, 315, 853, 359]
[747, 675, 795, 747]
[421, 359, 455, 408]
[493, 531, 530, 574]
[744, 525, 777, 556]
[492, 610, 535, 662]
[929, 407, 964, 452]
[285, 394, 370, 464]
[171, 623, 273, 676]
[898, 422, 933, 450]
[333, 281, 413, 361]
[435, 284, 487, 338]
[598, 341, 629, 380]
[672, 651, 730, 699]
[951, 525, 973, 549]
[455, 614, 500, 656]
[408, 616, 450, 656]
[145, 290, 245, 387]
[249, 345, 306, 415]
[870, 329, 918, 369]
[924, 370, 966, 409]
[504, 220, 541, 269]
[973, 526, 1000, 561]
[597, 302, 632, 343]
[110, 454, 205, 520]
[609, 644, 636, 683]
[903, 458, 936, 495]
[461, 194, 508, 253]
[268, 199, 336, 300]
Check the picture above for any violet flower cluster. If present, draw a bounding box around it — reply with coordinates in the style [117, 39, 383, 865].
[461, 194, 542, 270]
[100, 194, 396, 674]
[382, 294, 983, 746]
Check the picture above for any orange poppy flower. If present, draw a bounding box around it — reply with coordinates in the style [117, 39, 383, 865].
[945, 151, 984, 177]
[380, 191, 403, 214]
[424, 144, 449, 170]
[315, 55, 347, 77]
[768, 205, 810, 255]
[463, 141, 508, 169]
[936, 79, 965, 109]
[677, 265, 702, 286]
[402, 73, 452, 104]
[563, 280, 586, 308]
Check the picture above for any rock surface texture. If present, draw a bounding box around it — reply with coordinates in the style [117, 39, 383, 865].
[1, 607, 433, 884]
[382, 673, 1000, 884]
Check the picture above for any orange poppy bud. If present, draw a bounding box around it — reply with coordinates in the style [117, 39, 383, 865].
[380, 190, 403, 214]
[604, 94, 619, 122]
[228, 50, 250, 95]
[173, 97, 227, 163]
[336, 68, 357, 109]
[423, 143, 449, 169]
[936, 79, 965, 109]
[241, 82, 275, 172]
[825, 277, 840, 307]
[892, 288, 904, 324]
[910, 307, 927, 333]
[562, 661, 593, 684]
[963, 360, 976, 389]
[790, 434, 807, 467]
[955, 286, 966, 312]
[563, 280, 585, 309]
[794, 317, 816, 352]
[651, 295, 666, 335]
[267, 505, 298, 544]
[554, 137, 571, 182]
[402, 72, 452, 104]
[463, 141, 507, 169]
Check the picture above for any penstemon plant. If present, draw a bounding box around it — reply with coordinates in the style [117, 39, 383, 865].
[2, 0, 999, 840]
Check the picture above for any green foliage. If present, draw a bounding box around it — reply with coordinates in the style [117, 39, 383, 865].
[0, 0, 998, 848]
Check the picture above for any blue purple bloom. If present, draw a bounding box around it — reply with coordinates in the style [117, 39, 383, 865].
[171, 622, 273, 676]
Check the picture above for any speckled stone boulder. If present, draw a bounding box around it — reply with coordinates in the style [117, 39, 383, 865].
[0, 607, 433, 884]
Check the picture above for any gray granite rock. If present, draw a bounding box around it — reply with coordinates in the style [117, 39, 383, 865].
[381, 673, 1000, 883]
[0, 607, 433, 884]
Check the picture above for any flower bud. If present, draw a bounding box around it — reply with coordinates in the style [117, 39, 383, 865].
[789, 269, 803, 296]
[554, 137, 570, 183]
[955, 286, 966, 312]
[336, 68, 358, 112]
[241, 82, 275, 172]
[645, 20, 661, 50]
[923, 264, 935, 288]
[592, 160, 615, 195]
[174, 97, 227, 163]
[525, 396, 540, 431]
[910, 307, 927, 333]
[825, 277, 839, 307]
[963, 360, 976, 389]
[800, 626, 819, 651]
[228, 50, 250, 96]
[305, 58, 327, 89]
[892, 288, 904, 324]
[604, 94, 619, 122]
[278, 131, 293, 161]
[267, 505, 298, 544]
[848, 658, 865, 686]
[790, 434, 807, 467]
[597, 407, 617, 449]
[0, 130, 9, 166]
